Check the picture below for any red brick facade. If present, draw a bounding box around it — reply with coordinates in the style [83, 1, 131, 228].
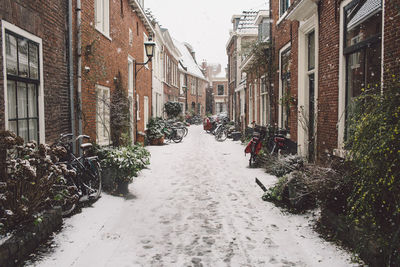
[0, 0, 71, 143]
[240, 0, 400, 161]
[75, 0, 153, 143]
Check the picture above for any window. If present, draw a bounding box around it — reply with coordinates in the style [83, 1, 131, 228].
[144, 96, 149, 130]
[96, 85, 110, 145]
[280, 0, 290, 17]
[279, 46, 291, 130]
[129, 28, 133, 46]
[95, 0, 110, 37]
[136, 94, 140, 120]
[5, 29, 42, 142]
[249, 84, 253, 123]
[217, 85, 224, 95]
[191, 78, 196, 95]
[343, 0, 382, 138]
[258, 18, 270, 42]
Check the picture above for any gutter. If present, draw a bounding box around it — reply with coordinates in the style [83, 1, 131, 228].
[76, 0, 83, 152]
[68, 0, 76, 153]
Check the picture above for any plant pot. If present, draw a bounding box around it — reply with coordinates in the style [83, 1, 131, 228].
[149, 136, 164, 145]
[116, 180, 129, 195]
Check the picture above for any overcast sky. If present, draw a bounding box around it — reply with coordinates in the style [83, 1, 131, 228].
[145, 0, 267, 71]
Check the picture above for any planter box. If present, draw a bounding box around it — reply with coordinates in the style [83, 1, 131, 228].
[149, 136, 164, 146]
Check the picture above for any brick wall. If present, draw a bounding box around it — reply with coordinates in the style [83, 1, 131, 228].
[76, 0, 152, 141]
[162, 48, 179, 103]
[270, 0, 299, 142]
[0, 0, 70, 144]
[317, 0, 340, 159]
[383, 0, 400, 80]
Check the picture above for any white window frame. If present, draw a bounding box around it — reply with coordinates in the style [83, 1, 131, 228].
[95, 0, 110, 39]
[278, 42, 291, 129]
[144, 96, 149, 130]
[96, 84, 110, 146]
[277, 0, 291, 24]
[260, 75, 269, 126]
[2, 20, 45, 143]
[297, 14, 319, 158]
[254, 79, 258, 124]
[128, 56, 135, 143]
[336, 0, 384, 156]
[136, 93, 140, 120]
[249, 83, 253, 124]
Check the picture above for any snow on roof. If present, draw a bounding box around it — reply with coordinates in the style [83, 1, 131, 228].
[173, 39, 206, 80]
[347, 0, 381, 30]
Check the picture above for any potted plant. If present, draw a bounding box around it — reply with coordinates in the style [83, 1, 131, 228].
[97, 145, 150, 195]
[146, 118, 164, 145]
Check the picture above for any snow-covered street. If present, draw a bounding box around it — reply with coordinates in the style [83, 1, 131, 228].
[30, 125, 354, 267]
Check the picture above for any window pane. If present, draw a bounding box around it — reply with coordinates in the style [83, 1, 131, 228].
[28, 84, 38, 117]
[29, 119, 39, 142]
[346, 0, 381, 47]
[17, 82, 28, 119]
[346, 49, 365, 100]
[5, 33, 18, 75]
[9, 121, 18, 135]
[29, 43, 39, 79]
[19, 119, 29, 141]
[18, 38, 29, 78]
[7, 81, 17, 119]
[308, 31, 315, 70]
[365, 43, 381, 87]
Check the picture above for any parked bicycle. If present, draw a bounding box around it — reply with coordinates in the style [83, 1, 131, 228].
[52, 133, 102, 216]
[161, 124, 184, 143]
[214, 118, 229, 142]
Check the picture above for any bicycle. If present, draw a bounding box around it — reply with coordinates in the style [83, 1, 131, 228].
[214, 120, 229, 142]
[162, 125, 184, 143]
[52, 133, 102, 216]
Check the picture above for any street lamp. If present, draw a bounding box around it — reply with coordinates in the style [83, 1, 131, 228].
[134, 35, 155, 143]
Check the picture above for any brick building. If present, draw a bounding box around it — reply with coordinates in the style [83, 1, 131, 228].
[174, 39, 207, 116]
[74, 0, 154, 145]
[161, 28, 180, 106]
[0, 0, 71, 144]
[238, 0, 400, 162]
[210, 77, 228, 115]
[226, 11, 258, 129]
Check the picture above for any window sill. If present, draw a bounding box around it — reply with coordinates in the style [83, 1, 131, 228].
[95, 27, 112, 41]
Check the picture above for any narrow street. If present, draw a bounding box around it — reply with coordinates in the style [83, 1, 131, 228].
[30, 126, 353, 267]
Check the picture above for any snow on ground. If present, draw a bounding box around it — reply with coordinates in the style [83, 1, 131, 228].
[29, 125, 355, 267]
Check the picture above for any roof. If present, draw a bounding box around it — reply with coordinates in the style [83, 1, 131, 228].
[173, 39, 207, 81]
[347, 0, 381, 30]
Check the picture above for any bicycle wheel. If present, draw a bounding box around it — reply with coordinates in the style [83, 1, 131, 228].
[216, 129, 228, 142]
[82, 158, 102, 200]
[183, 127, 188, 137]
[172, 130, 183, 143]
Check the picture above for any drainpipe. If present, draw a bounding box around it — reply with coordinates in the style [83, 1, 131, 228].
[68, 0, 76, 153]
[76, 0, 83, 153]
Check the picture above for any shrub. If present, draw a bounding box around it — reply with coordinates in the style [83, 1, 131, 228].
[345, 78, 400, 264]
[146, 118, 164, 141]
[0, 131, 73, 233]
[96, 145, 150, 193]
[263, 154, 303, 177]
[164, 101, 182, 118]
